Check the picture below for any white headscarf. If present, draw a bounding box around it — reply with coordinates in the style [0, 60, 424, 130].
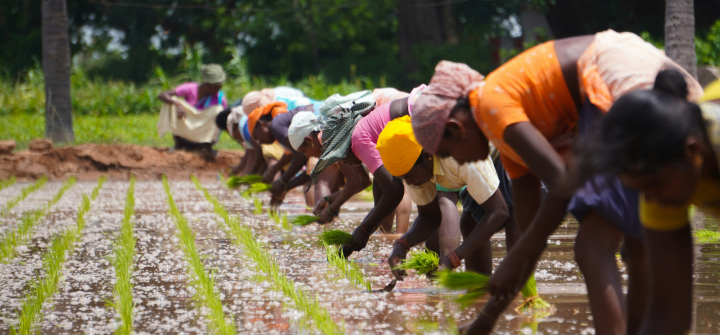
[226, 105, 244, 137]
[288, 112, 325, 150]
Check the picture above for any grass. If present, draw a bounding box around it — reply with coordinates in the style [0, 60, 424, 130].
[12, 176, 105, 335]
[0, 176, 16, 190]
[109, 175, 137, 335]
[226, 175, 263, 189]
[435, 270, 490, 309]
[0, 177, 76, 264]
[1, 176, 47, 216]
[394, 248, 439, 275]
[162, 176, 237, 335]
[516, 274, 551, 313]
[191, 178, 342, 335]
[319, 230, 353, 246]
[241, 183, 272, 198]
[324, 243, 372, 291]
[253, 197, 263, 215]
[291, 215, 321, 226]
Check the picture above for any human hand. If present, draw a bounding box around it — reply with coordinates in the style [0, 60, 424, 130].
[317, 208, 335, 224]
[262, 170, 275, 184]
[388, 244, 408, 281]
[176, 105, 187, 119]
[313, 197, 329, 215]
[438, 255, 455, 272]
[487, 253, 527, 301]
[339, 224, 371, 258]
[458, 314, 495, 335]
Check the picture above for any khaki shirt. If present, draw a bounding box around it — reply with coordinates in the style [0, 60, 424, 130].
[405, 156, 499, 206]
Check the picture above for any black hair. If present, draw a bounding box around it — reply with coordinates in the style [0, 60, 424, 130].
[259, 113, 274, 123]
[215, 109, 231, 131]
[575, 69, 704, 177]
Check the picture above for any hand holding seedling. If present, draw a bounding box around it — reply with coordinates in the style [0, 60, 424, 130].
[312, 197, 329, 216]
[388, 244, 408, 280]
[318, 207, 335, 224]
[339, 225, 371, 258]
[438, 255, 455, 271]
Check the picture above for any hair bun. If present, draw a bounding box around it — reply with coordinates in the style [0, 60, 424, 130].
[653, 69, 689, 99]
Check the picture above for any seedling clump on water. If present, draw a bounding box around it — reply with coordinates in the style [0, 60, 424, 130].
[226, 174, 263, 189]
[435, 270, 490, 309]
[516, 274, 551, 313]
[324, 243, 372, 291]
[241, 182, 272, 198]
[253, 197, 263, 215]
[110, 175, 137, 335]
[292, 214, 320, 226]
[1, 175, 47, 216]
[320, 230, 353, 245]
[693, 229, 720, 242]
[394, 248, 439, 275]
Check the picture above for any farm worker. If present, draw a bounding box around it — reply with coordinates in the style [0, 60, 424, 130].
[308, 85, 440, 258]
[409, 30, 702, 334]
[287, 111, 372, 223]
[575, 70, 718, 335]
[214, 102, 268, 176]
[157, 64, 227, 155]
[377, 115, 517, 277]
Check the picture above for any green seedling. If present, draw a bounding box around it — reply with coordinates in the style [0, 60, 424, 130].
[110, 175, 136, 335]
[320, 230, 353, 246]
[1, 176, 47, 216]
[693, 229, 720, 242]
[191, 179, 342, 335]
[253, 197, 263, 215]
[291, 215, 320, 226]
[268, 210, 291, 230]
[0, 176, 17, 190]
[226, 174, 263, 189]
[394, 248, 439, 275]
[516, 274, 551, 313]
[162, 176, 237, 335]
[241, 183, 272, 198]
[12, 177, 104, 335]
[435, 270, 490, 308]
[324, 243, 372, 291]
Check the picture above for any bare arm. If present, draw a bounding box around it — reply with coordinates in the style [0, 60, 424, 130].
[451, 191, 508, 261]
[388, 197, 443, 280]
[316, 164, 371, 223]
[158, 89, 179, 105]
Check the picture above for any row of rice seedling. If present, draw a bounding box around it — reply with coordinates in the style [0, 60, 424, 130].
[1, 176, 47, 216]
[0, 177, 76, 264]
[109, 176, 137, 335]
[162, 176, 237, 335]
[324, 243, 373, 291]
[12, 176, 105, 335]
[191, 178, 343, 335]
[268, 210, 291, 230]
[0, 176, 17, 190]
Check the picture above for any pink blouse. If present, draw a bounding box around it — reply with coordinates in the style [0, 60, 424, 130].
[175, 82, 227, 109]
[351, 102, 392, 174]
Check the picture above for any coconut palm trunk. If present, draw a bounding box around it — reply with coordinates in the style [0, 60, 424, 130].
[42, 0, 74, 142]
[665, 0, 698, 79]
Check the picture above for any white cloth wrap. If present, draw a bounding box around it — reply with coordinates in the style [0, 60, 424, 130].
[288, 111, 325, 150]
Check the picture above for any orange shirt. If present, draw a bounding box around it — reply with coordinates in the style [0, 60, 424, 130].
[470, 41, 577, 179]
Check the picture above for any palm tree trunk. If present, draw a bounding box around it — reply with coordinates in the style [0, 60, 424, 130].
[42, 0, 74, 143]
[665, 0, 697, 79]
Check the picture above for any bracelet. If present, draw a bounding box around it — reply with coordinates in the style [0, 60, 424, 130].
[324, 195, 332, 205]
[360, 223, 372, 235]
[393, 237, 410, 250]
[326, 207, 339, 217]
[448, 251, 462, 269]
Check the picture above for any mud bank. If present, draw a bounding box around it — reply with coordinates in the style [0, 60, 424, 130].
[0, 144, 242, 181]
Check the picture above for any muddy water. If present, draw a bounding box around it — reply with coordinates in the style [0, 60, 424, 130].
[1, 180, 719, 334]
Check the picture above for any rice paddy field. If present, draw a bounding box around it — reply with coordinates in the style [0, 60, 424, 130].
[1, 177, 720, 334]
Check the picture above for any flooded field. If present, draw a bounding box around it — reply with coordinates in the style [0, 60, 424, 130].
[1, 178, 720, 334]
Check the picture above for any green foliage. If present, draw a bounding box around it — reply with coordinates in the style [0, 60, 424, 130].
[394, 248, 439, 275]
[291, 215, 321, 226]
[162, 176, 237, 335]
[0, 176, 16, 190]
[241, 183, 272, 198]
[226, 175, 263, 189]
[324, 243, 372, 291]
[435, 270, 490, 309]
[253, 197, 263, 215]
[1, 176, 47, 216]
[110, 175, 136, 335]
[516, 274, 551, 312]
[697, 20, 720, 67]
[319, 230, 353, 246]
[693, 229, 720, 242]
[268, 210, 291, 230]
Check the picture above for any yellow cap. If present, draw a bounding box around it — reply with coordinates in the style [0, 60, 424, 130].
[376, 115, 423, 176]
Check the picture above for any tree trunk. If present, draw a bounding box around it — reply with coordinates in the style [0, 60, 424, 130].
[42, 0, 74, 143]
[665, 0, 697, 78]
[397, 0, 448, 86]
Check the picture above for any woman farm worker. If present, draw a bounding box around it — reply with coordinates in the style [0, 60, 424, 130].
[158, 64, 228, 154]
[410, 31, 702, 334]
[576, 70, 720, 335]
[377, 116, 516, 277]
[288, 112, 373, 223]
[215, 105, 268, 176]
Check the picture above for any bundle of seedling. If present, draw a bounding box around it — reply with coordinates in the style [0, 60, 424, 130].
[291, 214, 321, 226]
[693, 229, 720, 242]
[226, 174, 264, 189]
[393, 248, 439, 275]
[320, 229, 353, 245]
[516, 275, 552, 313]
[241, 183, 272, 198]
[435, 270, 490, 308]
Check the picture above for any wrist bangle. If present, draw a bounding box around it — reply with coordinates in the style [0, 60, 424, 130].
[326, 207, 339, 217]
[324, 196, 332, 205]
[360, 223, 372, 235]
[448, 251, 462, 269]
[393, 237, 410, 250]
[279, 178, 287, 186]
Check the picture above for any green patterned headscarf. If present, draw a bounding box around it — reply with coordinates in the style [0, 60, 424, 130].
[307, 101, 375, 190]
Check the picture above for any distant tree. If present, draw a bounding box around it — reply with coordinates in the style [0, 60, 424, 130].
[665, 0, 697, 78]
[42, 0, 74, 142]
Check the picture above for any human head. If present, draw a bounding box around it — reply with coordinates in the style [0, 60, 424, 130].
[411, 61, 489, 164]
[242, 89, 275, 117]
[215, 109, 231, 132]
[253, 114, 276, 144]
[288, 111, 325, 157]
[576, 69, 707, 207]
[377, 115, 433, 186]
[200, 64, 226, 95]
[247, 101, 288, 144]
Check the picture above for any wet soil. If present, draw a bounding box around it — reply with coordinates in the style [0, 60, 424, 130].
[1, 179, 720, 334]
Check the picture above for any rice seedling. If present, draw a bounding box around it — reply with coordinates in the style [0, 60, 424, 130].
[109, 175, 137, 335]
[435, 270, 490, 309]
[1, 175, 47, 216]
[0, 177, 76, 264]
[394, 248, 439, 275]
[515, 274, 551, 313]
[253, 197, 263, 215]
[241, 182, 272, 198]
[693, 229, 720, 242]
[12, 177, 104, 335]
[0, 176, 17, 190]
[320, 230, 353, 246]
[268, 210, 291, 230]
[226, 174, 263, 189]
[162, 176, 237, 335]
[291, 214, 320, 226]
[324, 243, 372, 291]
[191, 180, 343, 335]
